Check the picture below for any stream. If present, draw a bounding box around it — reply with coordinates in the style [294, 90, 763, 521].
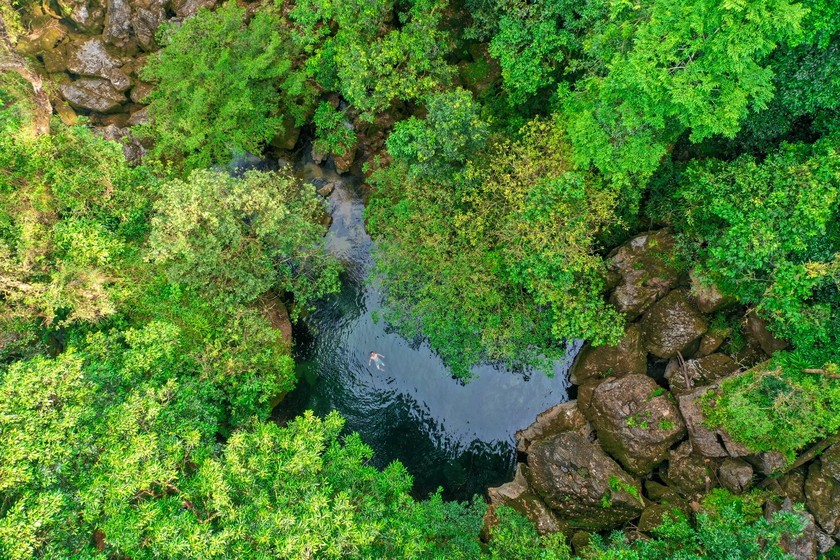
[274, 159, 582, 501]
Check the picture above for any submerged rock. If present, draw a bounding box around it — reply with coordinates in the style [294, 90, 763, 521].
[570, 324, 647, 384]
[527, 432, 644, 531]
[640, 290, 708, 359]
[584, 374, 685, 476]
[607, 229, 680, 319]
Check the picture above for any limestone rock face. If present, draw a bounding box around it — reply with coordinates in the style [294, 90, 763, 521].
[60, 78, 127, 112]
[570, 324, 648, 384]
[527, 432, 644, 531]
[641, 290, 708, 359]
[665, 353, 739, 396]
[584, 375, 685, 476]
[607, 230, 680, 319]
[487, 464, 564, 535]
[515, 400, 592, 454]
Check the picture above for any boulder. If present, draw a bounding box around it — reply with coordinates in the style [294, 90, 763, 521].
[805, 459, 840, 539]
[663, 441, 718, 498]
[690, 269, 732, 313]
[93, 125, 145, 164]
[718, 458, 753, 493]
[745, 311, 789, 356]
[316, 182, 336, 198]
[103, 0, 134, 49]
[768, 498, 819, 560]
[127, 105, 152, 126]
[584, 375, 686, 476]
[132, 4, 167, 51]
[527, 432, 644, 531]
[641, 290, 708, 359]
[515, 400, 592, 454]
[607, 229, 681, 319]
[570, 324, 647, 384]
[487, 464, 564, 534]
[821, 443, 840, 482]
[333, 143, 358, 174]
[747, 451, 788, 476]
[260, 294, 293, 347]
[643, 480, 689, 513]
[270, 118, 301, 151]
[57, 0, 106, 33]
[129, 82, 154, 104]
[778, 470, 807, 504]
[695, 328, 731, 357]
[665, 353, 739, 396]
[66, 38, 132, 91]
[60, 78, 127, 112]
[677, 386, 751, 458]
[638, 504, 676, 533]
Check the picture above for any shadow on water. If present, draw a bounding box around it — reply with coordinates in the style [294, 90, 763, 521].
[273, 158, 582, 501]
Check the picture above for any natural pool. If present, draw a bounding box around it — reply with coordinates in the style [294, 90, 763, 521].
[275, 169, 581, 501]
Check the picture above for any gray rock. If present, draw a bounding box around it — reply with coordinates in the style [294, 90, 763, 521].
[820, 443, 840, 483]
[641, 290, 708, 359]
[488, 464, 564, 534]
[515, 400, 592, 454]
[585, 375, 685, 476]
[61, 78, 127, 113]
[132, 3, 166, 51]
[570, 324, 648, 384]
[93, 125, 146, 164]
[747, 451, 788, 476]
[129, 81, 154, 104]
[527, 432, 644, 531]
[66, 38, 132, 91]
[663, 441, 719, 499]
[127, 106, 152, 126]
[103, 0, 133, 48]
[718, 458, 753, 493]
[316, 182, 336, 198]
[607, 230, 680, 319]
[695, 328, 731, 357]
[665, 353, 739, 396]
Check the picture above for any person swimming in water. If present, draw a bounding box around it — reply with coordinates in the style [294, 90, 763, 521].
[369, 351, 385, 370]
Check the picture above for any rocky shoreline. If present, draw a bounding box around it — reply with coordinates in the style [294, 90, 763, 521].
[487, 229, 840, 559]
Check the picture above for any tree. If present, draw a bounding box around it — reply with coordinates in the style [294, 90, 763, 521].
[149, 169, 340, 311]
[369, 117, 623, 377]
[140, 2, 314, 171]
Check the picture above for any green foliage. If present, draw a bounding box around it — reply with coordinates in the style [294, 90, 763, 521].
[149, 168, 340, 311]
[485, 506, 573, 559]
[313, 101, 357, 157]
[289, 0, 455, 121]
[386, 88, 490, 178]
[0, 120, 156, 327]
[582, 490, 803, 560]
[369, 118, 623, 376]
[141, 2, 314, 171]
[561, 0, 805, 184]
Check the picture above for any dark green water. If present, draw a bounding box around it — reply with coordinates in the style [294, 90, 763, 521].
[277, 170, 581, 501]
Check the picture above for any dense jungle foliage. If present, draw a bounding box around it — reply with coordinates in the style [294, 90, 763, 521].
[1, 0, 839, 557]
